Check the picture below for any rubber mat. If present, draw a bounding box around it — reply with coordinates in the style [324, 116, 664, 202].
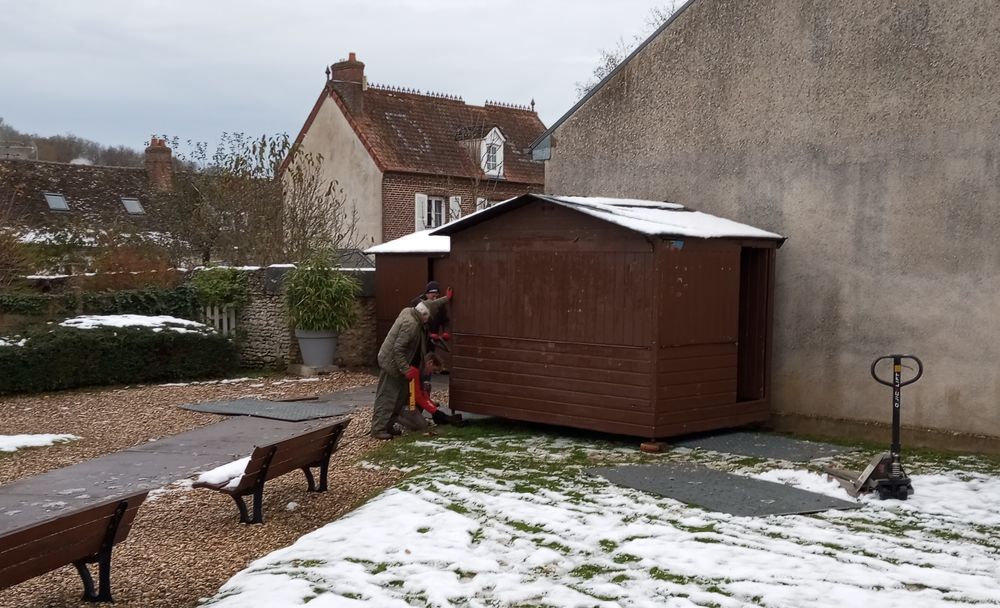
[180, 398, 355, 421]
[589, 463, 859, 516]
[671, 431, 850, 462]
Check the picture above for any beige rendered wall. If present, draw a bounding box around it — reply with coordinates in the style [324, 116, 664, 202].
[545, 0, 1000, 441]
[297, 96, 384, 248]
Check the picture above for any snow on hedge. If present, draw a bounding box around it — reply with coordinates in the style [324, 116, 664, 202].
[59, 315, 212, 334]
[0, 337, 27, 347]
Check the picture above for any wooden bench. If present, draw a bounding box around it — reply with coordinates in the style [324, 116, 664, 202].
[0, 490, 149, 602]
[193, 418, 350, 524]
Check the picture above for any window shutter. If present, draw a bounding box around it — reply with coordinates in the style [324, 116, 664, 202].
[415, 193, 428, 230]
[476, 197, 487, 211]
[449, 196, 462, 221]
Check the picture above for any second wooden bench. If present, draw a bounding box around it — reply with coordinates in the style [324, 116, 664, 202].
[193, 418, 350, 524]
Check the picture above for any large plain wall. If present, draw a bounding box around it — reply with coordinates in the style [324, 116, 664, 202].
[296, 95, 384, 248]
[545, 0, 1000, 444]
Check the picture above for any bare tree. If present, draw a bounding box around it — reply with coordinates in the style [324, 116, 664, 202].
[575, 2, 684, 99]
[161, 133, 361, 266]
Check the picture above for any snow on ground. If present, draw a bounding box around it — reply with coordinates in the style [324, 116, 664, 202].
[0, 434, 80, 452]
[205, 429, 1000, 608]
[0, 336, 27, 347]
[60, 314, 211, 333]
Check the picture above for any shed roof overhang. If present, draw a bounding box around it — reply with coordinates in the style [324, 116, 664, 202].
[431, 193, 786, 246]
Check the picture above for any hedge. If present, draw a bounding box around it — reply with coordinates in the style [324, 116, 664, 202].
[0, 286, 201, 319]
[0, 325, 239, 395]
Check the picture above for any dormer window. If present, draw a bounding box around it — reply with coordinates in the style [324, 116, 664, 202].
[121, 196, 145, 215]
[43, 192, 69, 211]
[480, 127, 506, 178]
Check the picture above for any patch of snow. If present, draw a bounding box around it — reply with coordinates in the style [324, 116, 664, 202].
[268, 264, 296, 268]
[286, 502, 299, 512]
[208, 437, 1000, 608]
[365, 229, 449, 254]
[0, 337, 27, 347]
[60, 314, 211, 333]
[24, 274, 71, 280]
[0, 434, 80, 452]
[147, 479, 194, 501]
[196, 457, 250, 490]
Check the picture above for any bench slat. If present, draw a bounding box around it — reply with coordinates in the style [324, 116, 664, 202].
[0, 491, 146, 591]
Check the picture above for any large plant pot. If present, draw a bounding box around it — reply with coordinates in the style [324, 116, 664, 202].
[295, 329, 338, 368]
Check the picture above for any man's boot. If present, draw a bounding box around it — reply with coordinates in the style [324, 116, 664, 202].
[371, 430, 393, 440]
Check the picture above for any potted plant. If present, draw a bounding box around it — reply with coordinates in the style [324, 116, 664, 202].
[285, 252, 360, 368]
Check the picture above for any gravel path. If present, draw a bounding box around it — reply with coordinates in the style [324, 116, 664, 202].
[0, 372, 405, 607]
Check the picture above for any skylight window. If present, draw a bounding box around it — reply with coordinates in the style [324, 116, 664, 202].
[43, 192, 69, 211]
[121, 197, 145, 215]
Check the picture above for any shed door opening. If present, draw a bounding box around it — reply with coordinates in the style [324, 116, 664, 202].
[737, 247, 771, 402]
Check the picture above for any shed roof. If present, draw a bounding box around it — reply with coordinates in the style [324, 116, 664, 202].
[431, 194, 786, 243]
[364, 228, 450, 255]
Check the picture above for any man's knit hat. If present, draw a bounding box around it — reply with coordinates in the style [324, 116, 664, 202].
[425, 281, 441, 295]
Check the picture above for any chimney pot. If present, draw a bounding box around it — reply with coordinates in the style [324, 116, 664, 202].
[329, 52, 366, 114]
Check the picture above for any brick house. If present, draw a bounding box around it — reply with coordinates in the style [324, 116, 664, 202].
[290, 53, 547, 245]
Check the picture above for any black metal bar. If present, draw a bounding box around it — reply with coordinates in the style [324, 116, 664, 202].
[301, 467, 316, 492]
[249, 446, 278, 524]
[74, 499, 129, 602]
[230, 494, 250, 523]
[74, 562, 97, 602]
[317, 426, 344, 493]
[891, 355, 902, 460]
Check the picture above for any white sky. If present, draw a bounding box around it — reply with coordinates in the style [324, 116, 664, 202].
[0, 0, 668, 149]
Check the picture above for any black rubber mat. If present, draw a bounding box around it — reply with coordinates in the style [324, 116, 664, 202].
[180, 398, 355, 421]
[589, 463, 859, 516]
[671, 431, 850, 462]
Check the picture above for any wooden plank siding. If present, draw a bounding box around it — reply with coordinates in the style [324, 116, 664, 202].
[653, 240, 766, 437]
[451, 335, 656, 435]
[374, 254, 435, 343]
[447, 203, 658, 436]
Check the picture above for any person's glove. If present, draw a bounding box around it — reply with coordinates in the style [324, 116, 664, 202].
[405, 366, 420, 380]
[429, 333, 441, 341]
[440, 332, 451, 341]
[446, 287, 453, 300]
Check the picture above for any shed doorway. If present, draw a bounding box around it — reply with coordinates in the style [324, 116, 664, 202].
[737, 247, 772, 402]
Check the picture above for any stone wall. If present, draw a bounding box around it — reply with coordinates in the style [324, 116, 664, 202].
[544, 0, 1000, 443]
[238, 266, 376, 369]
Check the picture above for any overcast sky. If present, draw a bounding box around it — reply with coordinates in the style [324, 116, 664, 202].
[0, 0, 667, 150]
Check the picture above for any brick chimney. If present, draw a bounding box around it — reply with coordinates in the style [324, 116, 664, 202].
[145, 138, 173, 192]
[328, 52, 366, 115]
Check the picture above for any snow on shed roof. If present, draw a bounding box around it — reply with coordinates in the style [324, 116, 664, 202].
[432, 194, 785, 242]
[365, 229, 450, 254]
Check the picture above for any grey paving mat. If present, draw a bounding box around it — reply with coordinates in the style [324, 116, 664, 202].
[180, 398, 356, 421]
[672, 432, 850, 462]
[0, 416, 347, 534]
[589, 463, 859, 517]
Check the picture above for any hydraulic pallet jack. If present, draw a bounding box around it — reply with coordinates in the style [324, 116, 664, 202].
[824, 354, 923, 500]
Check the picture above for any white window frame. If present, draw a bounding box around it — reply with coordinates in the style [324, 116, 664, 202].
[121, 196, 145, 215]
[425, 196, 445, 228]
[43, 192, 69, 211]
[480, 127, 506, 178]
[448, 196, 462, 221]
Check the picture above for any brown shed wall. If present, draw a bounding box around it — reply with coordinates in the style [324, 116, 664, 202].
[448, 202, 658, 435]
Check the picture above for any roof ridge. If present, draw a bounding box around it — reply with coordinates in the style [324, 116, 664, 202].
[368, 82, 464, 102]
[483, 99, 534, 112]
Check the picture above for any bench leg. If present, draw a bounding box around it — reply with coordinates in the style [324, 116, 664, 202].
[301, 466, 317, 492]
[318, 456, 331, 493]
[74, 562, 98, 601]
[230, 494, 250, 524]
[250, 482, 265, 524]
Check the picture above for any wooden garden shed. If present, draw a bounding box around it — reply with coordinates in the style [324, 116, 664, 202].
[431, 194, 786, 439]
[366, 229, 452, 345]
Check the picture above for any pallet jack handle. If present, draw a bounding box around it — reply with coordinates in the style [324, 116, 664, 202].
[870, 354, 923, 458]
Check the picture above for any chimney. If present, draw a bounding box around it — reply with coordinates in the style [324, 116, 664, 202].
[145, 138, 173, 192]
[328, 52, 366, 115]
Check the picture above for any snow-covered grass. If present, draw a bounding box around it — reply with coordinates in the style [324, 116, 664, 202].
[59, 314, 212, 333]
[0, 433, 80, 452]
[205, 422, 1000, 607]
